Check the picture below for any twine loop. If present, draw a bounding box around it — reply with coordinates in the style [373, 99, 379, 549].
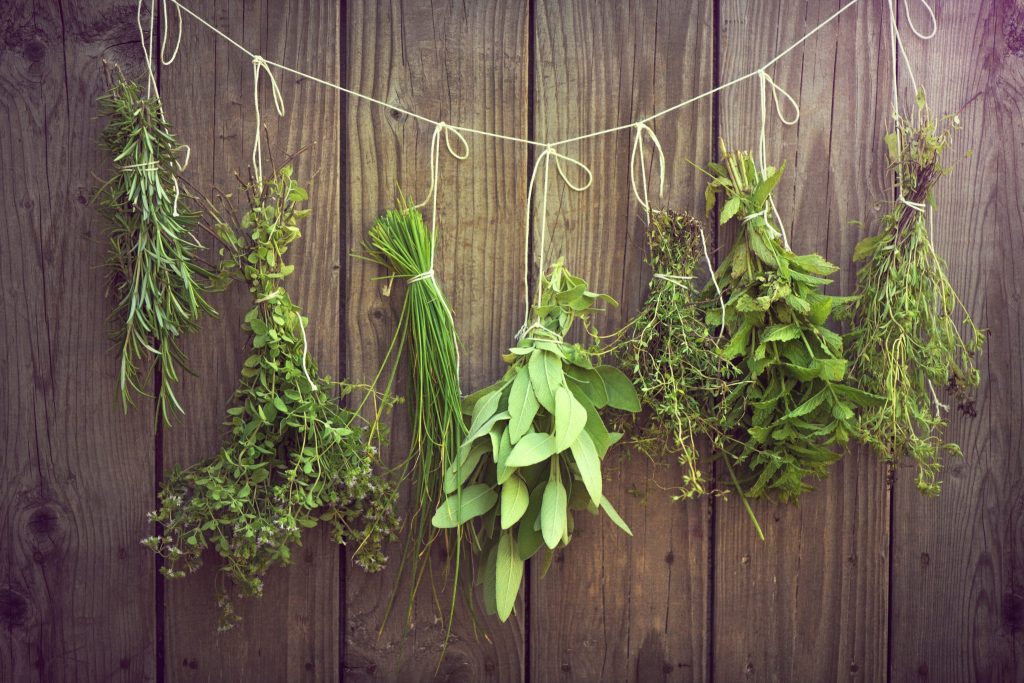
[519, 144, 593, 336]
[251, 55, 285, 182]
[629, 122, 666, 220]
[755, 69, 800, 251]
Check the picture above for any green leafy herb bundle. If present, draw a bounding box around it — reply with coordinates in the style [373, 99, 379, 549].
[843, 94, 984, 494]
[361, 206, 466, 619]
[144, 167, 399, 629]
[97, 72, 215, 422]
[703, 146, 872, 504]
[615, 210, 732, 499]
[432, 260, 640, 622]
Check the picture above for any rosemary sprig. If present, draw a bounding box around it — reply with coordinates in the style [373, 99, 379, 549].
[96, 73, 215, 422]
[144, 166, 399, 630]
[843, 92, 985, 494]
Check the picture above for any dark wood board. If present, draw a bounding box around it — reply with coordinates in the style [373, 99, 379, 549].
[159, 0, 342, 679]
[528, 2, 714, 681]
[0, 0, 156, 680]
[712, 1, 891, 680]
[889, 0, 1024, 680]
[342, 1, 528, 680]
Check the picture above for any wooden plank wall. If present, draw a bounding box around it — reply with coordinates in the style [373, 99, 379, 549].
[0, 1, 1021, 682]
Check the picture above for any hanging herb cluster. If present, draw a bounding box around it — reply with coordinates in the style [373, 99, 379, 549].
[615, 210, 732, 500]
[433, 260, 639, 622]
[360, 206, 466, 620]
[842, 92, 984, 494]
[702, 146, 876, 504]
[144, 166, 399, 629]
[97, 72, 216, 422]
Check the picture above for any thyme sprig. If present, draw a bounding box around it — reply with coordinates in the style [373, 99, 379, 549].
[843, 93, 985, 494]
[144, 166, 399, 630]
[614, 211, 732, 499]
[96, 72, 215, 422]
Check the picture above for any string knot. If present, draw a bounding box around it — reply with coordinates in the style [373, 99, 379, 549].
[408, 268, 435, 284]
[757, 69, 800, 126]
[630, 122, 666, 218]
[251, 54, 285, 182]
[899, 195, 927, 213]
[414, 121, 469, 211]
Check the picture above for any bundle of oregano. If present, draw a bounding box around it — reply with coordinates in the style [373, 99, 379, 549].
[615, 210, 732, 500]
[144, 166, 399, 629]
[360, 206, 466, 621]
[843, 93, 984, 494]
[432, 260, 639, 622]
[96, 71, 215, 422]
[703, 146, 874, 505]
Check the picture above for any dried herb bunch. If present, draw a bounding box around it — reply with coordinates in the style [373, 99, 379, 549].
[96, 72, 215, 422]
[615, 210, 731, 499]
[434, 260, 639, 622]
[703, 146, 874, 504]
[360, 206, 466, 622]
[842, 93, 984, 494]
[144, 167, 399, 629]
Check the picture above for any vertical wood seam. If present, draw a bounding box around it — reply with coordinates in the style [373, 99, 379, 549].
[524, 0, 536, 679]
[338, 1, 350, 680]
[153, 4, 167, 679]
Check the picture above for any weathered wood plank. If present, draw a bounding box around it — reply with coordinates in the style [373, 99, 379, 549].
[712, 1, 890, 680]
[528, 2, 713, 681]
[0, 0, 156, 680]
[890, 1, 1024, 680]
[342, 1, 528, 680]
[159, 1, 342, 679]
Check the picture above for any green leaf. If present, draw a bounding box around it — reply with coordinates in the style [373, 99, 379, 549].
[465, 389, 502, 440]
[508, 368, 539, 444]
[600, 496, 632, 536]
[517, 484, 546, 561]
[500, 476, 530, 529]
[432, 484, 498, 528]
[751, 162, 786, 207]
[553, 386, 588, 451]
[720, 196, 742, 224]
[569, 430, 602, 506]
[595, 365, 640, 412]
[761, 323, 801, 343]
[444, 439, 488, 494]
[494, 532, 524, 622]
[529, 350, 562, 413]
[541, 469, 568, 549]
[852, 234, 882, 262]
[506, 432, 557, 468]
[565, 366, 608, 408]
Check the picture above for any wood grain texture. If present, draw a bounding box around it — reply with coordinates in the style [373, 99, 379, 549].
[528, 2, 713, 681]
[159, 1, 342, 680]
[342, 1, 528, 680]
[890, 1, 1024, 681]
[0, 1, 156, 680]
[712, 1, 891, 680]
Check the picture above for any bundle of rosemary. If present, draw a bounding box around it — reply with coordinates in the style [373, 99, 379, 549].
[703, 146, 873, 505]
[843, 93, 984, 494]
[360, 206, 466, 622]
[144, 166, 399, 629]
[96, 72, 215, 422]
[433, 260, 639, 622]
[615, 210, 732, 499]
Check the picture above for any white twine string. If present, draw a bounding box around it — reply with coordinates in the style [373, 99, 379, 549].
[159, 0, 183, 65]
[163, 0, 863, 151]
[699, 225, 726, 336]
[905, 0, 938, 41]
[756, 69, 800, 250]
[251, 55, 285, 183]
[629, 122, 665, 221]
[519, 145, 593, 336]
[137, 0, 160, 98]
[296, 314, 319, 392]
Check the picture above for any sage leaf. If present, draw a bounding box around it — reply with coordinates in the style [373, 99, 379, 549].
[432, 484, 498, 528]
[553, 386, 587, 452]
[508, 367, 540, 444]
[500, 476, 530, 529]
[506, 432, 557, 468]
[494, 532, 524, 622]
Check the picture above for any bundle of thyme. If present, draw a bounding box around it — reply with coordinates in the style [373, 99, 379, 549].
[703, 146, 873, 506]
[96, 72, 215, 422]
[144, 166, 399, 629]
[843, 93, 984, 494]
[434, 260, 639, 622]
[615, 210, 731, 499]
